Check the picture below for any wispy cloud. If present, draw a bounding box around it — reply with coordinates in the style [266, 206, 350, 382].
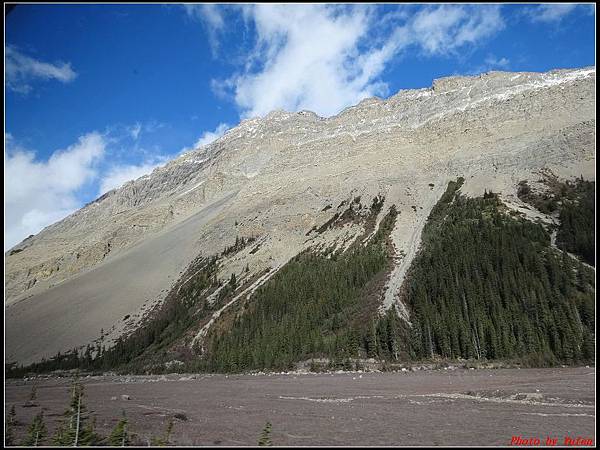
[105, 120, 167, 147]
[193, 123, 230, 147]
[526, 4, 578, 23]
[5, 133, 105, 250]
[128, 122, 142, 140]
[467, 54, 511, 75]
[181, 123, 230, 154]
[183, 4, 227, 56]
[98, 157, 168, 195]
[200, 4, 505, 119]
[485, 55, 510, 69]
[6, 46, 77, 94]
[5, 125, 175, 249]
[410, 5, 504, 56]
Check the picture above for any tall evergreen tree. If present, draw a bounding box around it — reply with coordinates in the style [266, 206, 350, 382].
[5, 405, 17, 446]
[258, 421, 273, 446]
[52, 377, 101, 446]
[108, 411, 130, 446]
[29, 385, 37, 402]
[22, 412, 47, 446]
[151, 417, 174, 446]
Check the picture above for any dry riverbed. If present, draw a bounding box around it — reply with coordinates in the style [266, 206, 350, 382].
[5, 367, 595, 446]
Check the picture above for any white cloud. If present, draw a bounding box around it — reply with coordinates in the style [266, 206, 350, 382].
[193, 123, 230, 147]
[5, 133, 105, 250]
[6, 46, 77, 94]
[98, 158, 168, 195]
[411, 5, 504, 56]
[5, 128, 176, 249]
[467, 54, 510, 75]
[484, 55, 510, 69]
[180, 123, 230, 154]
[129, 122, 142, 140]
[206, 4, 505, 119]
[225, 5, 377, 118]
[527, 4, 578, 23]
[183, 4, 226, 55]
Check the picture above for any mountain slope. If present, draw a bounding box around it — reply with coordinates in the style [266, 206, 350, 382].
[5, 66, 596, 366]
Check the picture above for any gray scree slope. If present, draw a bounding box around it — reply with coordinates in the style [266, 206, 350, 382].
[5, 67, 596, 365]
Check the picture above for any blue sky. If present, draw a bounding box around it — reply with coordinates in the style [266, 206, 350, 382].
[4, 3, 596, 249]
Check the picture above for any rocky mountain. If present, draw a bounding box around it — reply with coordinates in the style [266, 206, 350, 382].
[5, 66, 595, 366]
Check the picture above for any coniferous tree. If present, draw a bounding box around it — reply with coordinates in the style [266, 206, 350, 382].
[151, 417, 174, 446]
[29, 385, 37, 402]
[52, 377, 101, 446]
[24, 385, 39, 407]
[52, 419, 69, 445]
[108, 411, 130, 446]
[22, 411, 47, 446]
[258, 421, 272, 446]
[5, 405, 17, 446]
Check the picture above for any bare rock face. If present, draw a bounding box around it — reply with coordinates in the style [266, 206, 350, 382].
[5, 67, 595, 365]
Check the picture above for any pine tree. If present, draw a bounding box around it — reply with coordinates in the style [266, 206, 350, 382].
[52, 377, 101, 446]
[29, 385, 37, 402]
[151, 417, 174, 446]
[22, 411, 47, 446]
[108, 411, 130, 446]
[52, 419, 69, 445]
[258, 421, 272, 446]
[364, 320, 378, 358]
[5, 405, 17, 446]
[24, 385, 38, 407]
[79, 415, 102, 446]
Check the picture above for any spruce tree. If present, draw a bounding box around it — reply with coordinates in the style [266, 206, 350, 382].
[22, 411, 47, 446]
[29, 385, 37, 402]
[52, 419, 69, 445]
[151, 417, 174, 446]
[5, 405, 17, 446]
[52, 377, 101, 446]
[108, 411, 130, 446]
[258, 421, 272, 446]
[24, 385, 38, 407]
[79, 415, 102, 446]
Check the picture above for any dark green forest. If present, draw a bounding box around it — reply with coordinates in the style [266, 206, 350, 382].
[406, 179, 595, 365]
[197, 205, 400, 372]
[518, 177, 595, 266]
[6, 178, 595, 378]
[200, 179, 594, 371]
[556, 180, 595, 266]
